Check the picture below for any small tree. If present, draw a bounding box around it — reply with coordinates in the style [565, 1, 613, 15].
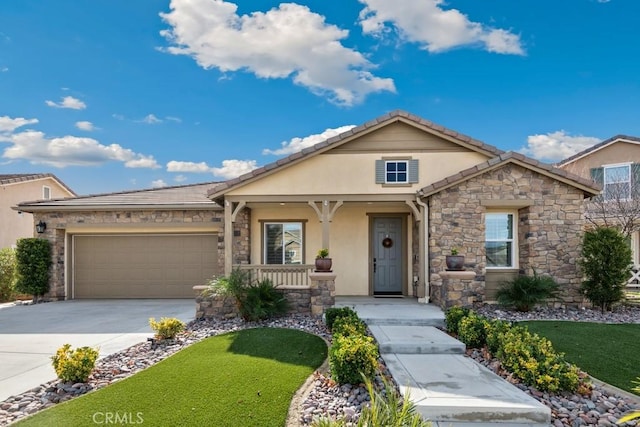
[15, 238, 52, 302]
[0, 248, 17, 302]
[579, 227, 632, 312]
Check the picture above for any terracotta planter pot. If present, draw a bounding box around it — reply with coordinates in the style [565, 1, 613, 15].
[315, 258, 333, 272]
[445, 255, 465, 271]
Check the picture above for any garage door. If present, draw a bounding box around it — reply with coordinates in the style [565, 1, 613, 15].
[73, 234, 218, 298]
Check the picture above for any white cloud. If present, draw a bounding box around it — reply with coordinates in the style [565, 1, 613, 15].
[211, 159, 257, 179]
[263, 125, 356, 155]
[166, 158, 258, 179]
[358, 0, 524, 55]
[45, 96, 87, 110]
[165, 116, 182, 123]
[75, 121, 96, 131]
[167, 160, 212, 173]
[2, 130, 161, 168]
[519, 131, 601, 162]
[112, 113, 125, 120]
[160, 0, 395, 106]
[151, 179, 168, 188]
[0, 116, 38, 133]
[139, 114, 162, 124]
[174, 174, 188, 183]
[1, 67, 8, 72]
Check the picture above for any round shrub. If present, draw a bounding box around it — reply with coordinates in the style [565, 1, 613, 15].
[324, 307, 359, 332]
[445, 306, 470, 335]
[457, 312, 487, 349]
[149, 317, 186, 340]
[51, 344, 99, 383]
[485, 319, 511, 356]
[332, 316, 367, 337]
[0, 248, 16, 302]
[329, 333, 379, 385]
[495, 271, 559, 312]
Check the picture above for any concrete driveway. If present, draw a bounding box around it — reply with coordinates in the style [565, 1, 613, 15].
[0, 299, 194, 401]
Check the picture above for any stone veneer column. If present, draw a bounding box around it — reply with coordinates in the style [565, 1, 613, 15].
[438, 270, 478, 308]
[309, 272, 336, 317]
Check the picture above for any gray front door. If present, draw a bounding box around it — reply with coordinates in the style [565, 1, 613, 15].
[372, 217, 403, 295]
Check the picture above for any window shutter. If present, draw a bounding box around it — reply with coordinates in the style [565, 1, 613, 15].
[632, 163, 640, 199]
[590, 167, 604, 185]
[375, 160, 385, 184]
[409, 159, 419, 183]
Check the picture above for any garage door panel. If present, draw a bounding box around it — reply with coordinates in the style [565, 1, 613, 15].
[73, 234, 218, 298]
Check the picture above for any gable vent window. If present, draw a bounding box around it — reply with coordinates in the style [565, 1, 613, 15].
[42, 186, 51, 200]
[375, 159, 419, 185]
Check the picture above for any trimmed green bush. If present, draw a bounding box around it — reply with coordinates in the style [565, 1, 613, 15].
[51, 344, 99, 383]
[485, 318, 511, 355]
[15, 238, 51, 300]
[457, 312, 487, 349]
[0, 248, 17, 302]
[445, 306, 470, 335]
[149, 317, 185, 340]
[580, 227, 632, 312]
[329, 333, 379, 385]
[324, 306, 359, 332]
[495, 271, 559, 312]
[332, 315, 367, 337]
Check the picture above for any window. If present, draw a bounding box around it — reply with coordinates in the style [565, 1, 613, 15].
[604, 164, 631, 201]
[485, 213, 515, 268]
[375, 159, 419, 184]
[264, 222, 303, 264]
[42, 186, 51, 200]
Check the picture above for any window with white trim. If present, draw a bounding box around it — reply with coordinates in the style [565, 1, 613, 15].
[485, 213, 516, 268]
[375, 158, 419, 184]
[42, 186, 51, 200]
[604, 164, 631, 201]
[263, 222, 303, 264]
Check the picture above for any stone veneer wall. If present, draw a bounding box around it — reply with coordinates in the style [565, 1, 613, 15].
[428, 163, 586, 308]
[33, 209, 225, 300]
[233, 208, 251, 265]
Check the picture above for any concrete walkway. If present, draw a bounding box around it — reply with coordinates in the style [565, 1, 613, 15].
[0, 299, 194, 402]
[336, 297, 551, 427]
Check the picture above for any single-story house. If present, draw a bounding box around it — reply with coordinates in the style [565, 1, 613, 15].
[17, 111, 599, 308]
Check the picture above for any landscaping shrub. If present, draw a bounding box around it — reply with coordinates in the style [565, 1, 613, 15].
[329, 333, 379, 385]
[332, 315, 368, 337]
[324, 306, 359, 332]
[0, 248, 16, 302]
[495, 271, 559, 312]
[149, 317, 185, 340]
[240, 278, 289, 321]
[444, 306, 469, 335]
[15, 238, 51, 300]
[497, 326, 580, 392]
[484, 318, 512, 356]
[51, 344, 99, 383]
[580, 227, 632, 312]
[457, 312, 487, 349]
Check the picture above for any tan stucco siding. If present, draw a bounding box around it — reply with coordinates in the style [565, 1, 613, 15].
[229, 151, 489, 197]
[560, 141, 640, 177]
[249, 203, 414, 296]
[1, 178, 74, 248]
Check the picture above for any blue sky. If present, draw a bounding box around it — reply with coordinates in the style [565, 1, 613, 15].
[1, 0, 639, 195]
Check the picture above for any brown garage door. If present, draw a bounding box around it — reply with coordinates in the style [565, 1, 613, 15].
[73, 234, 218, 298]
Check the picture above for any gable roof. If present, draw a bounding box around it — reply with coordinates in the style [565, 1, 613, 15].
[16, 181, 221, 212]
[556, 135, 640, 168]
[0, 173, 76, 196]
[207, 110, 505, 200]
[419, 151, 601, 198]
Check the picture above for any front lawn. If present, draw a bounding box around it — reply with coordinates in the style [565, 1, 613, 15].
[522, 321, 640, 394]
[16, 327, 327, 427]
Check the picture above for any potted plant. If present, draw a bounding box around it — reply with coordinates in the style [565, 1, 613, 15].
[314, 248, 332, 272]
[445, 248, 465, 271]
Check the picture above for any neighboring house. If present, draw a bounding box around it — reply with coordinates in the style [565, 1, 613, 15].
[557, 135, 640, 286]
[17, 111, 599, 308]
[0, 174, 76, 249]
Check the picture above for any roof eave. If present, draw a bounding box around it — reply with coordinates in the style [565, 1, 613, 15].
[14, 203, 221, 213]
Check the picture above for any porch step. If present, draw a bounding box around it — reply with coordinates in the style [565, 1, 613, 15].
[368, 325, 465, 354]
[384, 353, 551, 426]
[334, 297, 445, 328]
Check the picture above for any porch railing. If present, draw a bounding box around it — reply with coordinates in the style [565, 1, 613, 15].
[628, 264, 640, 288]
[233, 264, 315, 288]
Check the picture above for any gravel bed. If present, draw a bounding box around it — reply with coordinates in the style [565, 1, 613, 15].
[1, 307, 639, 427]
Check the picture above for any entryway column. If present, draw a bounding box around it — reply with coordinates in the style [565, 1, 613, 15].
[224, 199, 246, 274]
[308, 200, 343, 250]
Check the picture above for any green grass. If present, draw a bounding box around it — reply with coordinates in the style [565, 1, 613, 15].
[16, 328, 327, 427]
[521, 321, 640, 394]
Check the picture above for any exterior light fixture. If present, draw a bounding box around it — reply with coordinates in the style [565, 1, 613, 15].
[36, 220, 47, 234]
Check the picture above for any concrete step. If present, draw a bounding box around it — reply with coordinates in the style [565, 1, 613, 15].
[335, 299, 446, 328]
[383, 353, 551, 427]
[369, 325, 465, 355]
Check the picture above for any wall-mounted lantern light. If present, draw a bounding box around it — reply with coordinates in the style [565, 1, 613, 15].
[36, 220, 47, 234]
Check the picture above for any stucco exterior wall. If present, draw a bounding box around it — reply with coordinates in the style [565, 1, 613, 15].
[33, 209, 224, 300]
[560, 141, 640, 177]
[428, 163, 586, 308]
[0, 178, 74, 248]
